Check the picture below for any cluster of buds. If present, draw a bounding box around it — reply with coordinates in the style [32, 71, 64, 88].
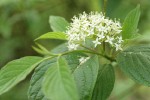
[65, 12, 123, 51]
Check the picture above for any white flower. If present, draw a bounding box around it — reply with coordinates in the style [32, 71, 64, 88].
[93, 38, 101, 47]
[79, 56, 90, 65]
[114, 43, 122, 51]
[117, 36, 123, 43]
[68, 43, 79, 50]
[87, 28, 94, 36]
[105, 36, 114, 45]
[97, 32, 105, 39]
[65, 11, 123, 51]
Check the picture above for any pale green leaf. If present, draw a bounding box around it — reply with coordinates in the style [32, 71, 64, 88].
[49, 16, 69, 32]
[42, 57, 79, 100]
[73, 55, 99, 99]
[0, 56, 43, 95]
[122, 5, 140, 39]
[92, 64, 115, 100]
[32, 43, 53, 56]
[32, 46, 47, 56]
[35, 43, 50, 53]
[117, 45, 150, 86]
[35, 32, 67, 41]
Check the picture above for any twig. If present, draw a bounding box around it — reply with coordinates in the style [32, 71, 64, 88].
[103, 0, 108, 14]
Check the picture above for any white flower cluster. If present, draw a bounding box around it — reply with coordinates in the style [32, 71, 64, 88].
[65, 12, 123, 51]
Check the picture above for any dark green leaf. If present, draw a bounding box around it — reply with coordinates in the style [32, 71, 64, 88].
[64, 52, 86, 73]
[42, 57, 79, 100]
[35, 32, 67, 41]
[122, 5, 140, 39]
[73, 55, 99, 100]
[28, 45, 86, 100]
[28, 58, 56, 100]
[51, 43, 68, 54]
[0, 56, 43, 95]
[92, 64, 115, 100]
[49, 16, 69, 32]
[117, 45, 150, 86]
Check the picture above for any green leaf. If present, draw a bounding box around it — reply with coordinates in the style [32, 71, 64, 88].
[49, 16, 69, 32]
[35, 43, 50, 53]
[92, 64, 115, 100]
[28, 58, 56, 100]
[122, 5, 141, 39]
[0, 56, 43, 95]
[35, 32, 67, 41]
[51, 43, 68, 54]
[28, 45, 86, 100]
[32, 46, 48, 56]
[73, 55, 99, 99]
[42, 57, 79, 100]
[117, 45, 150, 86]
[32, 43, 51, 55]
[64, 52, 86, 73]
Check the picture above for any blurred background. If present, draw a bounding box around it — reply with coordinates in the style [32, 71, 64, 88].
[0, 0, 150, 100]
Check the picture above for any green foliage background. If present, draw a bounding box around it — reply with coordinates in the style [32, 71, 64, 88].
[0, 0, 150, 100]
